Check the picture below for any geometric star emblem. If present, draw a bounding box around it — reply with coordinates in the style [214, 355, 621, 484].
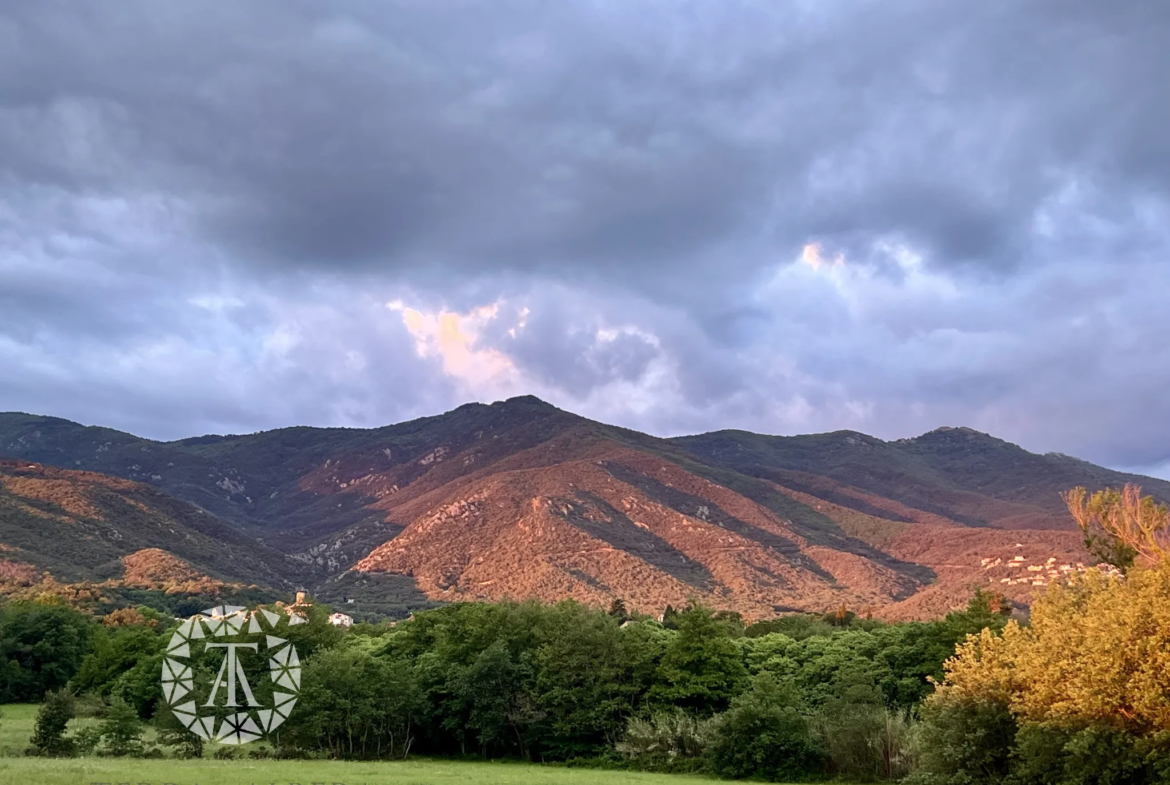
[160, 605, 302, 745]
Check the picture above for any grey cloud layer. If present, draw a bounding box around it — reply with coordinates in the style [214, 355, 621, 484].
[2, 1, 1170, 473]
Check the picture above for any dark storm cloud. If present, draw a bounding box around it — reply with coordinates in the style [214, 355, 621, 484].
[10, 0, 1166, 280]
[2, 1, 1170, 474]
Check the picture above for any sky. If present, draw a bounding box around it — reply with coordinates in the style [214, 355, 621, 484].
[2, 1, 1170, 477]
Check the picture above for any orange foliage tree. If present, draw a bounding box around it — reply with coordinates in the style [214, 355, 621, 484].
[1061, 484, 1170, 571]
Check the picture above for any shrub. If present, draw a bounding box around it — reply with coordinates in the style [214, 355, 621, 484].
[706, 674, 825, 781]
[72, 726, 103, 757]
[155, 706, 203, 759]
[27, 688, 77, 757]
[616, 709, 712, 762]
[912, 698, 1016, 785]
[73, 691, 109, 719]
[1002, 721, 1170, 785]
[814, 703, 918, 781]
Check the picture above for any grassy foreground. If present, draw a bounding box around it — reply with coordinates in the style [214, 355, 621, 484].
[0, 703, 121, 756]
[2, 705, 728, 784]
[0, 758, 721, 785]
[0, 705, 839, 784]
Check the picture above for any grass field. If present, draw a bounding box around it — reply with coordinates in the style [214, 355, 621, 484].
[0, 758, 724, 785]
[0, 703, 38, 756]
[0, 703, 125, 757]
[1, 705, 728, 784]
[0, 704, 845, 784]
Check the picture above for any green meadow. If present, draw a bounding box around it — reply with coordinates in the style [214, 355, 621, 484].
[0, 758, 730, 785]
[1, 704, 730, 785]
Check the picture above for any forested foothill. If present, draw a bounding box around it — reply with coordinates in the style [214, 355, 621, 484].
[2, 484, 1169, 784]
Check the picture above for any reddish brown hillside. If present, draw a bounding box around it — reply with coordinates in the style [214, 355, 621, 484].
[119, 548, 238, 595]
[355, 443, 921, 621]
[767, 476, 1092, 618]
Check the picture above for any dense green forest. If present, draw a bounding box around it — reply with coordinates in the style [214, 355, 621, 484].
[0, 590, 1027, 781]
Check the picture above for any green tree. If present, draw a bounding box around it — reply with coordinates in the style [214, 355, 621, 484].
[946, 590, 1013, 636]
[825, 604, 856, 627]
[27, 688, 76, 757]
[453, 639, 536, 756]
[650, 605, 747, 715]
[532, 603, 636, 758]
[746, 613, 837, 640]
[98, 696, 144, 757]
[70, 623, 168, 718]
[707, 673, 825, 781]
[259, 599, 345, 657]
[0, 601, 94, 702]
[281, 646, 422, 759]
[384, 600, 550, 757]
[661, 604, 681, 630]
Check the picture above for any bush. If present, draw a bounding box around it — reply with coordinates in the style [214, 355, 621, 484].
[1007, 722, 1168, 785]
[706, 674, 825, 781]
[72, 726, 103, 757]
[814, 703, 918, 781]
[912, 698, 1017, 785]
[155, 706, 203, 759]
[27, 688, 77, 757]
[73, 691, 109, 719]
[616, 709, 712, 762]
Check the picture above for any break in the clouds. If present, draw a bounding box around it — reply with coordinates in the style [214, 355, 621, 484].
[2, 1, 1170, 475]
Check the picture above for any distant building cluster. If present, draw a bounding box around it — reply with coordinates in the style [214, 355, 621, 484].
[273, 591, 354, 626]
[328, 612, 354, 627]
[980, 546, 1124, 587]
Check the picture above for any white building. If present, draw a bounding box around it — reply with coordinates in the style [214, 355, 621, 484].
[328, 612, 354, 627]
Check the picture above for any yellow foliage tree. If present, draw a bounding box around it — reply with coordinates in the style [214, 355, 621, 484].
[934, 559, 1170, 734]
[930, 623, 1025, 707]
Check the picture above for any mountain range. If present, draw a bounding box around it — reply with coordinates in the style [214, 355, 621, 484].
[1, 396, 1162, 621]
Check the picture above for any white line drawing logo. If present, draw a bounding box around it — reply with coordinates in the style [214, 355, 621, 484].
[161, 604, 304, 745]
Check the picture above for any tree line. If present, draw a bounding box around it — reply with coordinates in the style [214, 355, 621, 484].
[3, 587, 1007, 780]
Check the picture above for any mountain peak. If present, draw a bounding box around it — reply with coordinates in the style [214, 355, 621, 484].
[911, 425, 999, 442]
[493, 394, 559, 409]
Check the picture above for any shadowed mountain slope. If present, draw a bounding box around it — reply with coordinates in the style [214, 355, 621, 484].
[671, 427, 1170, 530]
[0, 460, 301, 593]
